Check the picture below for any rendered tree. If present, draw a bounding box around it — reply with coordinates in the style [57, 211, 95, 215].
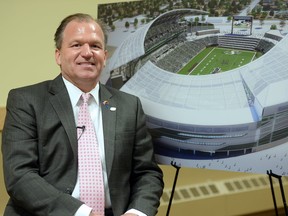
[125, 21, 130, 30]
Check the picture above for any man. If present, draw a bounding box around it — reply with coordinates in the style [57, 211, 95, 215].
[2, 13, 164, 216]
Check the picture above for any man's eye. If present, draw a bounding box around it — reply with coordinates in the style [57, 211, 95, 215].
[72, 44, 80, 47]
[92, 44, 102, 49]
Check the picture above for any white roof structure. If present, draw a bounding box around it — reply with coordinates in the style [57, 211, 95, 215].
[107, 9, 207, 72]
[122, 61, 254, 126]
[107, 9, 288, 126]
[241, 38, 288, 108]
[107, 25, 148, 70]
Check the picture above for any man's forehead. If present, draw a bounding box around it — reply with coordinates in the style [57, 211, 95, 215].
[63, 21, 104, 40]
[66, 21, 97, 32]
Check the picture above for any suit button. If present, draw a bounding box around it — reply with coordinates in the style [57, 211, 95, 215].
[65, 187, 72, 194]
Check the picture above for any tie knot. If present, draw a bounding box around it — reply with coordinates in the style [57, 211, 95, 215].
[81, 93, 91, 104]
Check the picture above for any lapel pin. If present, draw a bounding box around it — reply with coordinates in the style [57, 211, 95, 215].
[110, 107, 116, 111]
[102, 100, 116, 112]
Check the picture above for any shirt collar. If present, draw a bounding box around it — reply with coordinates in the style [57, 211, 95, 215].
[62, 76, 100, 107]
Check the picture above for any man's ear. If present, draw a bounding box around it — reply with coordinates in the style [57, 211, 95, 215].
[103, 50, 108, 67]
[55, 49, 61, 66]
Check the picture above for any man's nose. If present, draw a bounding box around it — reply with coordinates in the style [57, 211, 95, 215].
[80, 44, 93, 57]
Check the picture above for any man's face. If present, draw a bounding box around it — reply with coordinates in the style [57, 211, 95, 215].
[55, 20, 107, 91]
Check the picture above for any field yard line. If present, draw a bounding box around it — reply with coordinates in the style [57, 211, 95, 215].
[188, 47, 216, 75]
[252, 52, 257, 61]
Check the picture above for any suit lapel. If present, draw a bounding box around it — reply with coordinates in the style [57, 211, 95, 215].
[47, 77, 116, 178]
[48, 75, 78, 156]
[99, 84, 116, 178]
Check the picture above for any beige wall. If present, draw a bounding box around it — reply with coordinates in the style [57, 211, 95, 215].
[0, 1, 282, 215]
[0, 0, 130, 107]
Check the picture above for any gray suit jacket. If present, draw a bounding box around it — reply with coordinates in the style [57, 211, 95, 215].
[2, 75, 163, 216]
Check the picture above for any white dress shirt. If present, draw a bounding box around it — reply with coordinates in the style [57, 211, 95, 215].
[62, 77, 146, 216]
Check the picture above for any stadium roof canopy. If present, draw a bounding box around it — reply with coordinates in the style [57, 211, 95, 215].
[106, 9, 288, 126]
[241, 36, 288, 112]
[107, 9, 208, 72]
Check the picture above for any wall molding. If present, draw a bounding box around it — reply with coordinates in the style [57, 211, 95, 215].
[0, 107, 6, 132]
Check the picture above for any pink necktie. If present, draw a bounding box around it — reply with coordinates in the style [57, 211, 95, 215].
[77, 93, 105, 215]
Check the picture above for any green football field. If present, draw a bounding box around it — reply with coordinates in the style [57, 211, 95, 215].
[178, 47, 258, 75]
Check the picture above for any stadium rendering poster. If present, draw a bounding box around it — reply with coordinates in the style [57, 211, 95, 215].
[98, 1, 288, 176]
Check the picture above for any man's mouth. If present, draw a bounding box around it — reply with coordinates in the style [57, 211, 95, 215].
[77, 62, 95, 66]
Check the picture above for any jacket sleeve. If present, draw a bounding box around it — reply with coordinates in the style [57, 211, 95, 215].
[105, 91, 164, 216]
[127, 97, 164, 215]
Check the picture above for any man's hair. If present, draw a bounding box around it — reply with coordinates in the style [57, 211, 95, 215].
[54, 13, 108, 49]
